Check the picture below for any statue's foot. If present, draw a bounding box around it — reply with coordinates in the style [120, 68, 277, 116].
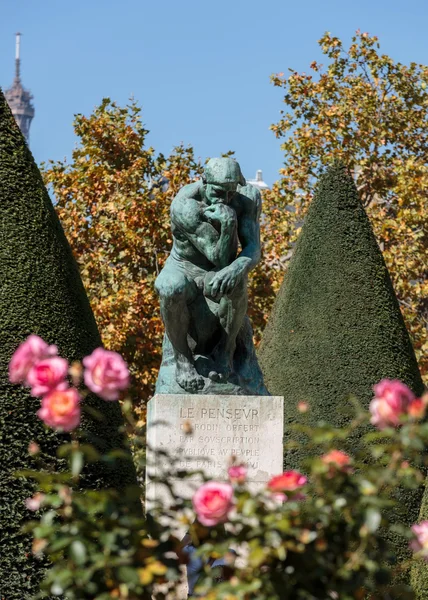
[176, 359, 205, 393]
[208, 350, 231, 383]
[208, 370, 222, 382]
[208, 369, 230, 383]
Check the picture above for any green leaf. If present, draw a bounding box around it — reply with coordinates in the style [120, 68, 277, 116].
[70, 540, 87, 566]
[365, 508, 381, 533]
[71, 450, 84, 477]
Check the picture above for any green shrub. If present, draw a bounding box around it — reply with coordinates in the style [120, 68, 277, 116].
[0, 89, 136, 599]
[258, 162, 425, 577]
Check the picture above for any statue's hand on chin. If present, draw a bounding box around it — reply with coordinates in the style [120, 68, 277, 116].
[203, 203, 236, 225]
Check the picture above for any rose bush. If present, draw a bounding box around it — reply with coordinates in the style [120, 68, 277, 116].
[9, 335, 130, 432]
[10, 337, 180, 600]
[9, 341, 428, 599]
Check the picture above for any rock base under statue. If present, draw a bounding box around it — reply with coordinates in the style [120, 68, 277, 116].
[155, 317, 270, 396]
[146, 394, 284, 509]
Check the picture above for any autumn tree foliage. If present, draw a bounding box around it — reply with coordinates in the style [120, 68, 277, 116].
[44, 31, 428, 401]
[42, 99, 203, 401]
[260, 31, 427, 382]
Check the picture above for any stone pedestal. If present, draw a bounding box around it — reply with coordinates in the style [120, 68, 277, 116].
[146, 394, 284, 507]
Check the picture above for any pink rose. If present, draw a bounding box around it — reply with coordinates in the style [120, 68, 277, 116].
[228, 464, 247, 484]
[369, 379, 415, 429]
[297, 401, 309, 413]
[25, 492, 45, 512]
[9, 335, 57, 384]
[83, 348, 130, 401]
[410, 521, 428, 560]
[408, 397, 427, 420]
[193, 481, 234, 526]
[321, 450, 353, 477]
[28, 442, 40, 456]
[37, 387, 81, 432]
[267, 470, 307, 493]
[27, 357, 69, 397]
[321, 450, 352, 469]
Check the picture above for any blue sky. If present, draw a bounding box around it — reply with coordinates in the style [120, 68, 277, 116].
[2, 0, 428, 186]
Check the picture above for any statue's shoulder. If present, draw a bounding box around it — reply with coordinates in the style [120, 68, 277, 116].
[236, 182, 262, 217]
[171, 180, 204, 228]
[172, 180, 203, 207]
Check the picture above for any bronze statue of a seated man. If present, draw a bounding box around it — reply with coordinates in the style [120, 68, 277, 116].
[155, 157, 268, 396]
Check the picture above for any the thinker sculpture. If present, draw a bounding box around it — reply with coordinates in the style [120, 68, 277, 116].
[155, 157, 268, 396]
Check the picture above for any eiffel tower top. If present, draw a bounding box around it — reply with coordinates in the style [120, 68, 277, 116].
[4, 33, 35, 144]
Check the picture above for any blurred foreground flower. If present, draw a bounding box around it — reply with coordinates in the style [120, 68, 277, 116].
[228, 464, 247, 484]
[193, 481, 234, 526]
[25, 492, 45, 512]
[321, 450, 353, 477]
[410, 521, 428, 561]
[37, 387, 81, 432]
[8, 335, 57, 384]
[268, 470, 307, 492]
[9, 335, 130, 434]
[83, 348, 130, 401]
[28, 441, 40, 455]
[370, 379, 415, 429]
[27, 357, 69, 397]
[408, 396, 427, 420]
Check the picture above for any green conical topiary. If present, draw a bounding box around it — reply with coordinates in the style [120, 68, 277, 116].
[0, 90, 137, 598]
[259, 161, 424, 578]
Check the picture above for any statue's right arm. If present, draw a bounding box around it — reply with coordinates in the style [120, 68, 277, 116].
[171, 187, 226, 267]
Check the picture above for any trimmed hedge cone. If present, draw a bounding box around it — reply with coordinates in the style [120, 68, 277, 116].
[258, 162, 425, 586]
[0, 90, 136, 598]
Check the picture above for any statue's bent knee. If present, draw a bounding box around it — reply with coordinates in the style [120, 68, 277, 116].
[156, 273, 191, 306]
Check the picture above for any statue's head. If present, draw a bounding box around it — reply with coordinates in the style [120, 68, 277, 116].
[202, 158, 246, 205]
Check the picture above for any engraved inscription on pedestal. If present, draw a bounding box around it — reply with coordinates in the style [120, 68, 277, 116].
[176, 405, 263, 474]
[146, 394, 284, 505]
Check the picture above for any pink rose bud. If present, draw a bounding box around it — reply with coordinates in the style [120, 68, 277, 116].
[298, 401, 309, 413]
[408, 397, 427, 420]
[192, 481, 234, 527]
[181, 419, 193, 435]
[37, 387, 81, 432]
[69, 361, 84, 387]
[83, 348, 130, 401]
[32, 538, 48, 556]
[28, 441, 40, 456]
[27, 357, 69, 397]
[321, 450, 352, 469]
[9, 335, 57, 385]
[58, 486, 73, 504]
[369, 379, 415, 430]
[228, 464, 247, 484]
[267, 470, 308, 493]
[25, 492, 45, 512]
[410, 521, 428, 561]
